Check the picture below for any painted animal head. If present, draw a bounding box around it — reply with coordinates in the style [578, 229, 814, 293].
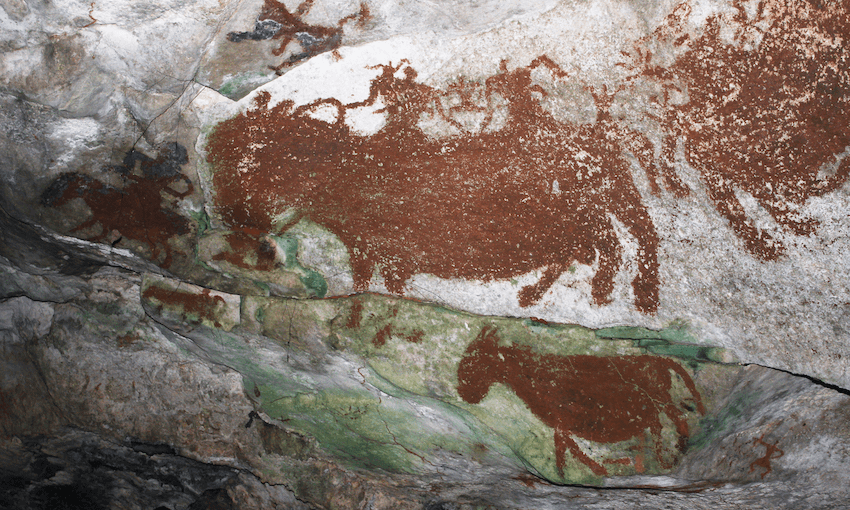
[456, 326, 506, 404]
[39, 172, 111, 208]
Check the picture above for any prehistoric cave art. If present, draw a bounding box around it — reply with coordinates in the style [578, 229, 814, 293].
[206, 57, 662, 313]
[456, 326, 705, 477]
[142, 284, 228, 329]
[343, 296, 426, 347]
[211, 231, 280, 272]
[633, 0, 850, 259]
[228, 0, 370, 73]
[40, 143, 193, 268]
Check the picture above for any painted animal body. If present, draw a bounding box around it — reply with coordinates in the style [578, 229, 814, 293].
[41, 143, 193, 267]
[456, 326, 705, 476]
[636, 0, 850, 259]
[207, 58, 661, 312]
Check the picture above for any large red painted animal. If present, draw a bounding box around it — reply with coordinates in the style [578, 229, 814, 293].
[206, 57, 662, 312]
[633, 0, 850, 259]
[456, 326, 705, 476]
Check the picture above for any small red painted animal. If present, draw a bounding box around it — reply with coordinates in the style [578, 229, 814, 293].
[456, 326, 705, 476]
[40, 143, 193, 268]
[227, 0, 370, 73]
[206, 57, 662, 312]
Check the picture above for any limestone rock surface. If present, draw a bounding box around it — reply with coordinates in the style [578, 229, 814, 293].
[2, 0, 850, 508]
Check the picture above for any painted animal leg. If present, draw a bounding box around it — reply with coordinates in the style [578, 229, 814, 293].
[619, 127, 689, 197]
[701, 169, 784, 260]
[648, 420, 672, 470]
[381, 265, 410, 295]
[628, 210, 660, 314]
[518, 264, 565, 307]
[349, 249, 374, 292]
[590, 221, 621, 307]
[555, 428, 607, 476]
[664, 402, 691, 456]
[752, 191, 819, 236]
[606, 184, 660, 313]
[659, 134, 690, 197]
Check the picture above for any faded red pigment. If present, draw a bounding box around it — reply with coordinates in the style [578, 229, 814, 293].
[748, 433, 784, 479]
[211, 231, 278, 272]
[456, 326, 705, 477]
[231, 0, 370, 73]
[634, 0, 850, 259]
[41, 147, 193, 268]
[142, 285, 227, 329]
[206, 57, 661, 313]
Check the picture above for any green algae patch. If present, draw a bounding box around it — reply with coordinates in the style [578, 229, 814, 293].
[688, 389, 759, 451]
[270, 234, 328, 298]
[595, 324, 737, 365]
[595, 323, 699, 344]
[260, 388, 417, 472]
[218, 72, 273, 99]
[250, 367, 513, 474]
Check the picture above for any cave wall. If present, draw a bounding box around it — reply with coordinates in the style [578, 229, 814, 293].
[2, 0, 850, 508]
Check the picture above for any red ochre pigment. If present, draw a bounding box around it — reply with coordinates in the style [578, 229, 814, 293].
[206, 57, 661, 313]
[41, 146, 193, 268]
[634, 0, 850, 259]
[228, 0, 370, 73]
[211, 231, 278, 272]
[142, 285, 227, 329]
[748, 433, 784, 479]
[456, 326, 705, 477]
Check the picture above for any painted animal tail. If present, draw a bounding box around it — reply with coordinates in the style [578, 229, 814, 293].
[663, 358, 705, 415]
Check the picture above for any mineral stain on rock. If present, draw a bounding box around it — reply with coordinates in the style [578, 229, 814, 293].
[206, 57, 661, 313]
[635, 0, 850, 259]
[40, 143, 193, 268]
[456, 326, 705, 476]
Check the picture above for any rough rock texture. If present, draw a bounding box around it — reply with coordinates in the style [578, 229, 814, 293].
[2, 0, 850, 508]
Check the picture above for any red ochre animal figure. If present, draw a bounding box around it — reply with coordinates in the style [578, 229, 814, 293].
[206, 56, 662, 313]
[40, 143, 193, 268]
[456, 326, 705, 477]
[227, 0, 370, 73]
[632, 0, 850, 259]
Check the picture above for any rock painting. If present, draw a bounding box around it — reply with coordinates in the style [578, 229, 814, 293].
[227, 0, 370, 73]
[635, 0, 850, 259]
[40, 143, 193, 268]
[748, 433, 784, 479]
[206, 57, 661, 313]
[456, 326, 705, 476]
[142, 285, 227, 329]
[211, 231, 279, 272]
[343, 296, 426, 346]
[141, 275, 240, 331]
